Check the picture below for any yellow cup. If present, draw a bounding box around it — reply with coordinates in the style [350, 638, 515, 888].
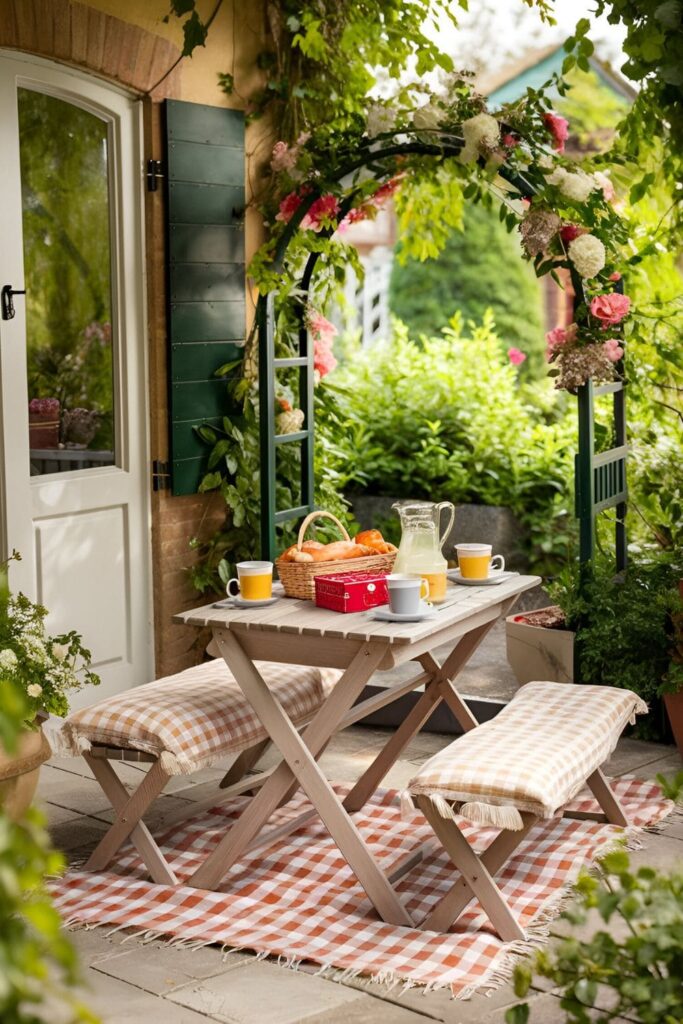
[456, 544, 505, 580]
[421, 571, 448, 603]
[227, 561, 273, 601]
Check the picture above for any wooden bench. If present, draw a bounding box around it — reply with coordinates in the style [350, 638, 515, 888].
[404, 681, 648, 940]
[60, 659, 341, 885]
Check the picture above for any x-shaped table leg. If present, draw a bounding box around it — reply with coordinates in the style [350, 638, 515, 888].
[188, 629, 413, 926]
[342, 616, 498, 814]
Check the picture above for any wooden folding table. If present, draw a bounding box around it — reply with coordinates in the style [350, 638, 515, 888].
[175, 574, 539, 926]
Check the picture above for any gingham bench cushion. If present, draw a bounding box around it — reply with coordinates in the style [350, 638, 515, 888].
[61, 660, 342, 775]
[406, 682, 647, 829]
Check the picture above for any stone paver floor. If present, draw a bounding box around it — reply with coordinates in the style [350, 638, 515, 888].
[40, 644, 682, 1023]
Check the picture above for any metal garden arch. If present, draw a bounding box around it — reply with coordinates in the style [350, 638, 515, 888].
[255, 131, 627, 571]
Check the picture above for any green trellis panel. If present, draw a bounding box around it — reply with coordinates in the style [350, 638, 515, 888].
[164, 99, 246, 496]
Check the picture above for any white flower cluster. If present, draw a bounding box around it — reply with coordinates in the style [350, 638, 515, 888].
[568, 233, 606, 279]
[366, 103, 398, 137]
[412, 103, 442, 132]
[0, 648, 18, 672]
[547, 166, 598, 203]
[459, 113, 500, 163]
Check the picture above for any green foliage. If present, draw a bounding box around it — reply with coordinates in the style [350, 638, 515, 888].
[0, 554, 99, 721]
[507, 851, 683, 1024]
[549, 554, 683, 715]
[0, 565, 98, 1024]
[390, 203, 545, 372]
[332, 315, 577, 570]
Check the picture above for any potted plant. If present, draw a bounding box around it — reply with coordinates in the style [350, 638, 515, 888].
[28, 397, 60, 449]
[0, 553, 99, 819]
[506, 604, 576, 685]
[507, 555, 683, 743]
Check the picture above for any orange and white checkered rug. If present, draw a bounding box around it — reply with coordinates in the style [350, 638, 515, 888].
[51, 778, 672, 996]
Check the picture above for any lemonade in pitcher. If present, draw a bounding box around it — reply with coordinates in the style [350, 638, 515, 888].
[392, 501, 455, 603]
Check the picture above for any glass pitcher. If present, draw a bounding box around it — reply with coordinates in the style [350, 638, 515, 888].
[392, 501, 455, 585]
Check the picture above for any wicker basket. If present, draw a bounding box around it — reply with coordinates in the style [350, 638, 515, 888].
[276, 510, 396, 600]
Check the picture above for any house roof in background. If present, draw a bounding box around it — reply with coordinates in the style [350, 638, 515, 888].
[477, 43, 637, 106]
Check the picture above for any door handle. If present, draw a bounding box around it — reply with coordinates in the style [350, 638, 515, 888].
[1, 284, 26, 321]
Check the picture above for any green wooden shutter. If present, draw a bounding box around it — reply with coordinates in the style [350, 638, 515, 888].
[164, 99, 245, 495]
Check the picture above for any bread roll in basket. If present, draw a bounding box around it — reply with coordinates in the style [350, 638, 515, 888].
[276, 511, 396, 600]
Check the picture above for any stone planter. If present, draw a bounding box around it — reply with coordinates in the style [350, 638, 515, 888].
[506, 606, 575, 685]
[0, 726, 51, 820]
[349, 494, 529, 571]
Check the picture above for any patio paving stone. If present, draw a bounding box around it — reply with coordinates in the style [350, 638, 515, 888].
[165, 959, 363, 1023]
[91, 939, 251, 995]
[77, 969, 211, 1024]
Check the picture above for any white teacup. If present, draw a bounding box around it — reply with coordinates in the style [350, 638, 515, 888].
[386, 574, 430, 615]
[455, 544, 505, 580]
[227, 560, 273, 601]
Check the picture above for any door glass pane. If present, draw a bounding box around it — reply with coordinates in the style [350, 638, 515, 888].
[18, 88, 116, 476]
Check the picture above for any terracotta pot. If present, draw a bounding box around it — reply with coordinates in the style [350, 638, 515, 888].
[506, 605, 575, 685]
[28, 414, 60, 449]
[663, 692, 683, 758]
[0, 727, 51, 820]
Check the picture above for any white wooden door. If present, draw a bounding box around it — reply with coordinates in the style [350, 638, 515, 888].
[0, 53, 152, 707]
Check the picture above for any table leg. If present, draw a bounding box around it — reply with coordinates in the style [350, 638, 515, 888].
[344, 621, 497, 814]
[189, 633, 412, 925]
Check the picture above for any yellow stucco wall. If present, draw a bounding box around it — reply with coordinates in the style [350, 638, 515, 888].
[80, 0, 270, 268]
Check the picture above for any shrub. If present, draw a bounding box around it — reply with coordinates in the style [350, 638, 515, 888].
[507, 848, 683, 1024]
[389, 202, 546, 374]
[330, 315, 576, 569]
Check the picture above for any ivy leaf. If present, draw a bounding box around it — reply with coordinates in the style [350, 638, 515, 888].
[170, 0, 195, 15]
[504, 1006, 530, 1024]
[574, 978, 597, 1006]
[182, 10, 208, 57]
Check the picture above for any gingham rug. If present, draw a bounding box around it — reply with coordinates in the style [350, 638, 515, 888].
[51, 777, 673, 997]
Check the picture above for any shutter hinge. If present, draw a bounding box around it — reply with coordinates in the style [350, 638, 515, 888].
[146, 159, 164, 192]
[152, 459, 171, 492]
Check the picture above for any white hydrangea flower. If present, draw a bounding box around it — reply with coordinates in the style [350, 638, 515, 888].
[459, 113, 500, 163]
[27, 683, 43, 698]
[23, 635, 48, 665]
[568, 233, 606, 278]
[52, 642, 70, 663]
[0, 648, 18, 672]
[366, 103, 397, 137]
[413, 103, 441, 131]
[547, 166, 597, 203]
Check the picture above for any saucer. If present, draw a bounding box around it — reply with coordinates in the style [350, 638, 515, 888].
[213, 596, 279, 608]
[372, 602, 437, 623]
[448, 570, 517, 587]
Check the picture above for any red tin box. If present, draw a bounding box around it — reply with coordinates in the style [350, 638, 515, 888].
[314, 571, 389, 613]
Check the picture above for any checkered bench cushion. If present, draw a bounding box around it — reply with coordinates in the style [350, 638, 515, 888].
[405, 682, 647, 830]
[61, 660, 342, 776]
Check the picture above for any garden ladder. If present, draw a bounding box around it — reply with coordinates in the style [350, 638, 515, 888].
[258, 293, 315, 558]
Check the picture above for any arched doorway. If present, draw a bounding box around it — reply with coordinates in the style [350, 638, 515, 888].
[0, 51, 152, 705]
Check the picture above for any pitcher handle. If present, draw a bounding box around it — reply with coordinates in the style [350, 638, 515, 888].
[436, 502, 455, 547]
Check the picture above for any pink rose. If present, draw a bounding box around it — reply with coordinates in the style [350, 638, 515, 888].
[307, 309, 337, 346]
[270, 140, 298, 174]
[507, 347, 526, 366]
[603, 338, 624, 363]
[560, 224, 584, 243]
[594, 171, 615, 202]
[590, 293, 631, 326]
[275, 190, 304, 224]
[609, 271, 622, 282]
[314, 338, 337, 378]
[545, 323, 579, 359]
[301, 194, 340, 232]
[371, 176, 403, 207]
[502, 133, 519, 148]
[543, 112, 569, 153]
